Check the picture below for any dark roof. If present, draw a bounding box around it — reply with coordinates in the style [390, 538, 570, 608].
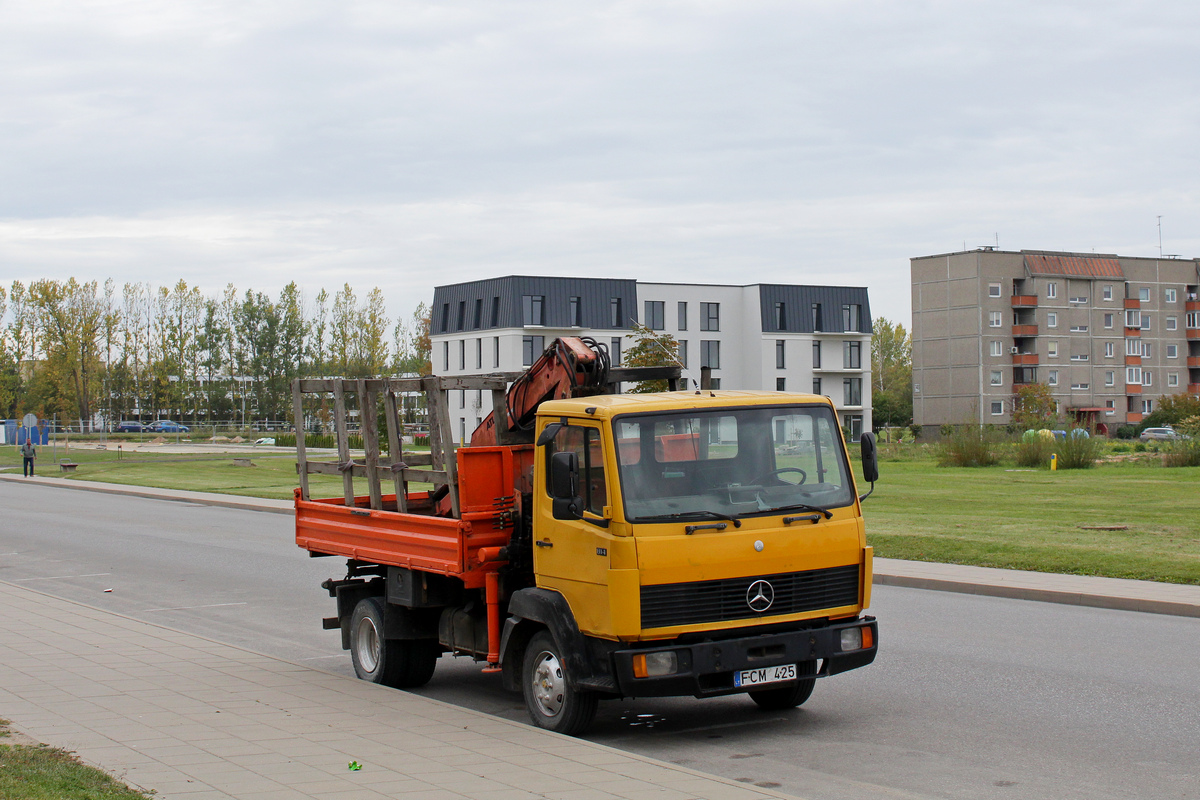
[432, 276, 638, 333]
[1024, 254, 1124, 278]
[758, 285, 872, 334]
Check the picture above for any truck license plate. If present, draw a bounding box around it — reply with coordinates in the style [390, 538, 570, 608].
[734, 663, 796, 688]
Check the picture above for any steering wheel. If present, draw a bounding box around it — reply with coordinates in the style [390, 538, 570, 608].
[753, 467, 807, 486]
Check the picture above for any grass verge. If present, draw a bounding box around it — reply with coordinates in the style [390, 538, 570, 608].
[0, 719, 150, 799]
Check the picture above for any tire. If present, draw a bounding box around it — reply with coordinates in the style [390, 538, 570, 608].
[748, 660, 817, 711]
[349, 597, 439, 689]
[521, 630, 599, 735]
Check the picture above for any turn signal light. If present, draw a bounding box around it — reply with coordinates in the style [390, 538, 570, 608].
[839, 626, 874, 651]
[632, 651, 678, 678]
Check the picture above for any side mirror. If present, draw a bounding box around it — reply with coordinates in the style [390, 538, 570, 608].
[859, 431, 879, 484]
[549, 451, 582, 520]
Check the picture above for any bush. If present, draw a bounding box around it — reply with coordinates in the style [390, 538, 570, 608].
[1015, 435, 1055, 468]
[938, 425, 1000, 467]
[1115, 425, 1137, 440]
[1054, 429, 1102, 469]
[1163, 439, 1200, 468]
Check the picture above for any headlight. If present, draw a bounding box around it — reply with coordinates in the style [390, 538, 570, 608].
[840, 626, 873, 651]
[632, 651, 679, 678]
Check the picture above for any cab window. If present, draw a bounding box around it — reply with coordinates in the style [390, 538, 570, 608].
[547, 426, 608, 516]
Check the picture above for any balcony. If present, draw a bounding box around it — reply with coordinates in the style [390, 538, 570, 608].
[1124, 327, 1141, 337]
[1012, 324, 1038, 337]
[1188, 356, 1200, 368]
[1011, 353, 1039, 365]
[1125, 355, 1142, 366]
[1127, 412, 1143, 423]
[1126, 383, 1142, 395]
[1186, 300, 1200, 312]
[1124, 298, 1141, 309]
[1011, 295, 1038, 307]
[1189, 329, 1200, 340]
[1190, 383, 1200, 394]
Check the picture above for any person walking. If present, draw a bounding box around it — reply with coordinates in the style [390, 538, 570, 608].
[21, 438, 36, 477]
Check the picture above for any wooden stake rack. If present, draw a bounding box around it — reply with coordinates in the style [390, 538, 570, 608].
[292, 374, 521, 517]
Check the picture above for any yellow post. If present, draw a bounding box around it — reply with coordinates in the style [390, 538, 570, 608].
[1050, 453, 1057, 471]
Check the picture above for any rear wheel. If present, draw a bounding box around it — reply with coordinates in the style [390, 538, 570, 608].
[522, 630, 598, 735]
[349, 597, 439, 689]
[748, 660, 817, 710]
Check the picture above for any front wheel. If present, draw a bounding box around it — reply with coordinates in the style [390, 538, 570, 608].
[522, 630, 598, 735]
[748, 660, 817, 710]
[349, 597, 439, 689]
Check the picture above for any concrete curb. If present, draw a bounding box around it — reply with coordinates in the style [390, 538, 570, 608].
[0, 473, 293, 515]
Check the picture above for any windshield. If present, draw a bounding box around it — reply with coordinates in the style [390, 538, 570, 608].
[614, 404, 855, 523]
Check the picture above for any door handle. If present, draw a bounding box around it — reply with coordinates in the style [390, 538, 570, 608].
[536, 540, 553, 548]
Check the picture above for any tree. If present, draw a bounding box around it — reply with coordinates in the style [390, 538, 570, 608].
[622, 323, 681, 393]
[393, 301, 432, 376]
[1011, 382, 1058, 429]
[29, 278, 109, 426]
[871, 317, 913, 427]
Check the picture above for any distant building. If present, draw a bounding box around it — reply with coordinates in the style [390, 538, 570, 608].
[431, 277, 872, 442]
[911, 248, 1200, 431]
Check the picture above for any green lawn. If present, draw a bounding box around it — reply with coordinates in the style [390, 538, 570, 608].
[0, 720, 149, 800]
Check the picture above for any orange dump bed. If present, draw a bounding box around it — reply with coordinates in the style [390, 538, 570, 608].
[295, 445, 534, 590]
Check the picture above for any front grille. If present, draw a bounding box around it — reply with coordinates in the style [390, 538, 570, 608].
[640, 564, 860, 629]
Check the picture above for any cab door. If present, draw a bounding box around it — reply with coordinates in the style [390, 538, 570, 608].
[534, 423, 616, 635]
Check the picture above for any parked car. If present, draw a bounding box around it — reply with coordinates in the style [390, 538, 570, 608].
[1139, 426, 1186, 442]
[115, 421, 144, 433]
[147, 420, 190, 433]
[254, 437, 276, 446]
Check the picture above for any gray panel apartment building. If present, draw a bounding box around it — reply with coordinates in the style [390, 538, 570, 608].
[432, 276, 873, 443]
[911, 248, 1200, 431]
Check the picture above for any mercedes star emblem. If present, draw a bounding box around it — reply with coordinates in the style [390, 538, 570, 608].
[746, 579, 774, 612]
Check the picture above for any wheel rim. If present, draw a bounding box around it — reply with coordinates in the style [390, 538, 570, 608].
[530, 649, 565, 718]
[355, 616, 381, 674]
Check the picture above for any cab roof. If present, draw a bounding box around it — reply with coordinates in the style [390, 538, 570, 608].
[537, 390, 836, 419]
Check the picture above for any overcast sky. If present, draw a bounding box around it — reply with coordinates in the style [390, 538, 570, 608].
[3, 0, 1198, 327]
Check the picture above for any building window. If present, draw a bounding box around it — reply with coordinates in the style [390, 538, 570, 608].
[701, 302, 720, 331]
[569, 296, 582, 327]
[811, 303, 822, 331]
[1142, 399, 1153, 414]
[1166, 316, 1177, 331]
[1125, 309, 1141, 328]
[1142, 342, 1152, 359]
[1106, 399, 1116, 411]
[493, 337, 500, 368]
[709, 378, 722, 389]
[842, 304, 862, 332]
[1168, 373, 1180, 387]
[776, 340, 786, 369]
[1142, 315, 1151, 331]
[813, 340, 822, 368]
[1167, 344, 1178, 358]
[475, 338, 483, 369]
[611, 338, 621, 366]
[1103, 313, 1114, 328]
[1103, 285, 1113, 301]
[1070, 325, 1088, 333]
[1126, 366, 1141, 384]
[844, 340, 861, 369]
[989, 311, 1003, 328]
[1105, 371, 1115, 386]
[774, 302, 787, 329]
[523, 295, 545, 326]
[845, 414, 863, 438]
[843, 377, 862, 406]
[813, 377, 822, 395]
[1069, 296, 1088, 305]
[645, 301, 665, 330]
[1047, 341, 1058, 358]
[1143, 371, 1152, 387]
[1047, 312, 1057, 328]
[491, 296, 501, 327]
[1071, 383, 1089, 390]
[1166, 288, 1178, 303]
[1188, 312, 1200, 328]
[1047, 282, 1058, 299]
[677, 302, 688, 330]
[522, 335, 544, 366]
[456, 301, 466, 331]
[1105, 341, 1114, 358]
[610, 298, 624, 327]
[442, 340, 450, 371]
[988, 282, 1002, 297]
[1126, 338, 1141, 357]
[1139, 287, 1151, 302]
[990, 401, 1003, 415]
[1070, 354, 1089, 362]
[990, 341, 1003, 357]
[776, 377, 786, 391]
[473, 298, 483, 329]
[440, 303, 450, 333]
[1048, 370, 1058, 386]
[677, 340, 688, 368]
[990, 371, 1003, 386]
[700, 340, 720, 369]
[459, 340, 466, 369]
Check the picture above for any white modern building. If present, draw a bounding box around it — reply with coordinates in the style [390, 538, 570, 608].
[431, 277, 872, 443]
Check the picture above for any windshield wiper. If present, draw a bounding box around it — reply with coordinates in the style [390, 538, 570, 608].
[750, 502, 833, 523]
[638, 510, 742, 528]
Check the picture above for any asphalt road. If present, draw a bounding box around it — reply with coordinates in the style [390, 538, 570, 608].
[1, 481, 1197, 800]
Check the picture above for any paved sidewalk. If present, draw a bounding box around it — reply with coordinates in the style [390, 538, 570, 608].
[0, 581, 798, 800]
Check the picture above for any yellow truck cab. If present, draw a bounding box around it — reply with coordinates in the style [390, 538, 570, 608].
[504, 389, 877, 732]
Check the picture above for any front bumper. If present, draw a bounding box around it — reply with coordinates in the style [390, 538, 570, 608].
[609, 617, 877, 698]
